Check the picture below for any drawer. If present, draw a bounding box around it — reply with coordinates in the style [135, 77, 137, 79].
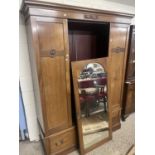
[45, 127, 76, 154]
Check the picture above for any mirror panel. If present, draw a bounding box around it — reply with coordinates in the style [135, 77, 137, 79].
[78, 63, 109, 148]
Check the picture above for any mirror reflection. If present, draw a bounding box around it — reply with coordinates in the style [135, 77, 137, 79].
[78, 63, 109, 148]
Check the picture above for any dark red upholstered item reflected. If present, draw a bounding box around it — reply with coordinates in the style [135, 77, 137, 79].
[78, 77, 107, 88]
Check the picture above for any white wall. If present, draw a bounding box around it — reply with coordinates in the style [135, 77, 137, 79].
[19, 14, 39, 141]
[19, 0, 135, 141]
[131, 17, 135, 25]
[37, 0, 135, 14]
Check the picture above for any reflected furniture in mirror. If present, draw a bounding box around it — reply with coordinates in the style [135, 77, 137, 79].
[72, 58, 112, 154]
[21, 1, 134, 154]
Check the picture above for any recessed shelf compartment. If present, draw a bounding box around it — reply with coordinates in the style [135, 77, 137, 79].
[68, 20, 110, 61]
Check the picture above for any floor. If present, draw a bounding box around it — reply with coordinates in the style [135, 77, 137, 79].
[19, 113, 135, 155]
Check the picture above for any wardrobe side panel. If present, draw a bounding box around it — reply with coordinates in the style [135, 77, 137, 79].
[25, 17, 45, 132]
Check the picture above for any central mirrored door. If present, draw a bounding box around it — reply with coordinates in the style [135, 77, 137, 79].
[72, 58, 112, 155]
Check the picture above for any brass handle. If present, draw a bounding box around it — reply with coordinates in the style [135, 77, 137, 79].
[112, 47, 125, 53]
[49, 49, 56, 58]
[84, 14, 98, 19]
[55, 139, 64, 146]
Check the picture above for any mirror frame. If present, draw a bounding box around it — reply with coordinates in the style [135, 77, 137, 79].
[72, 58, 112, 155]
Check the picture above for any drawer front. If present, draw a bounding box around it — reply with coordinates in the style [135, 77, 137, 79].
[46, 127, 76, 154]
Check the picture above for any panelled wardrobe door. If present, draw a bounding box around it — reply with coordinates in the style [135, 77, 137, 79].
[109, 23, 129, 130]
[34, 17, 72, 136]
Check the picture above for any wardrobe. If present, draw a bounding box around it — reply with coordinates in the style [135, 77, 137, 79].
[21, 1, 134, 154]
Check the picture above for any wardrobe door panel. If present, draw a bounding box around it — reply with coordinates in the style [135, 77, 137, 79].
[109, 24, 129, 129]
[36, 17, 71, 135]
[40, 57, 68, 132]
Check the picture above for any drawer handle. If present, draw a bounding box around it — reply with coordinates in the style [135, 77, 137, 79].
[49, 49, 56, 58]
[112, 47, 125, 53]
[55, 139, 64, 146]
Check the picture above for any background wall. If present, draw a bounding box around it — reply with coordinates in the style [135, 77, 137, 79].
[19, 14, 39, 141]
[36, 0, 135, 14]
[19, 0, 135, 141]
